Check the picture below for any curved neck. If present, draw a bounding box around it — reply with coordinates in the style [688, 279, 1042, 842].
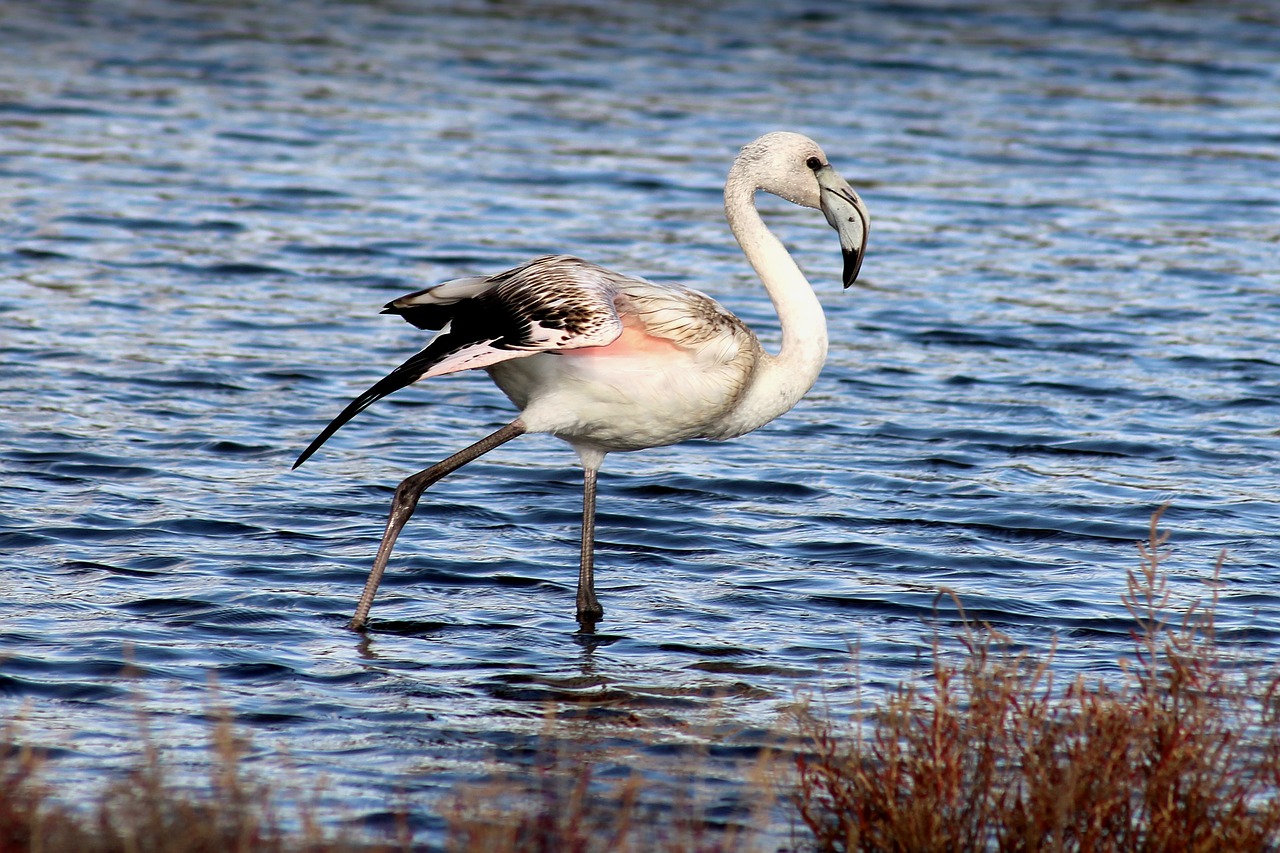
[722, 162, 829, 427]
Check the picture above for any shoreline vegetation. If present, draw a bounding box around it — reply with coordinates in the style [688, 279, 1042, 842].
[5, 510, 1279, 852]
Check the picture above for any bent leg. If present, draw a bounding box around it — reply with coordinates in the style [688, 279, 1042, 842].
[348, 419, 526, 631]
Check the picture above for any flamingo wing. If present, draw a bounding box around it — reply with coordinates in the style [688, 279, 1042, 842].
[294, 255, 624, 468]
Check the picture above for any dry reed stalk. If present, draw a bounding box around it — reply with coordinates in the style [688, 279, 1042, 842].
[444, 709, 784, 853]
[794, 507, 1280, 852]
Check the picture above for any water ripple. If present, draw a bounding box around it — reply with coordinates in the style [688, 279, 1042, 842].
[1, 0, 1278, 841]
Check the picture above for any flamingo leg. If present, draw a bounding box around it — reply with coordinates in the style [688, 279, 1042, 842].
[576, 462, 604, 630]
[348, 419, 526, 631]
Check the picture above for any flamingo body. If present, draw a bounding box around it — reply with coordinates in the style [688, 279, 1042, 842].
[295, 132, 870, 631]
[484, 260, 760, 451]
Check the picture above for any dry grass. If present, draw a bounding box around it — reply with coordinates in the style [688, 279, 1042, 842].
[0, 704, 403, 853]
[4, 509, 1279, 852]
[0, 708, 774, 853]
[442, 729, 780, 853]
[794, 507, 1280, 852]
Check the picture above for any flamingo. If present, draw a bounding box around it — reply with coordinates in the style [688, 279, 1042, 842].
[294, 131, 870, 632]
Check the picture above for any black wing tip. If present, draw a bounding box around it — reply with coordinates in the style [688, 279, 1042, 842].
[292, 434, 327, 469]
[290, 404, 366, 472]
[289, 348, 437, 472]
[382, 301, 455, 331]
[289, 393, 377, 473]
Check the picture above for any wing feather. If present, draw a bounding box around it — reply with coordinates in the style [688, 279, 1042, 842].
[294, 255, 625, 468]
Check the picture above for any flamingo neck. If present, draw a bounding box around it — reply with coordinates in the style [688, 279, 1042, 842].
[722, 165, 829, 431]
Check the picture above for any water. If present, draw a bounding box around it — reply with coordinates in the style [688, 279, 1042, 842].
[2, 0, 1279, 840]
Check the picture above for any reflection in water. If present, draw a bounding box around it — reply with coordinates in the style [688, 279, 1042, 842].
[1, 0, 1278, 839]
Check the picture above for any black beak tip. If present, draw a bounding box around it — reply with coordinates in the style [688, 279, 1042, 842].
[842, 248, 864, 289]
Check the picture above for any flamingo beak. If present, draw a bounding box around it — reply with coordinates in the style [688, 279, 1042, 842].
[815, 166, 870, 288]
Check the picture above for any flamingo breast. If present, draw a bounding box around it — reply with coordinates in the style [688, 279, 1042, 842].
[489, 289, 760, 451]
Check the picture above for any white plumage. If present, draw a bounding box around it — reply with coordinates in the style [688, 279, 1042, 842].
[295, 131, 870, 631]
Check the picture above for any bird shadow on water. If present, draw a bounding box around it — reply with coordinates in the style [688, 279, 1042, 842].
[350, 619, 450, 661]
[569, 627, 627, 680]
[345, 611, 628, 685]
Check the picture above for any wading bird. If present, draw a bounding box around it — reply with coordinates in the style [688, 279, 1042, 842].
[294, 131, 870, 632]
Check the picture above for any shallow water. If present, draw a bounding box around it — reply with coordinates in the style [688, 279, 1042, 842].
[2, 0, 1279, 840]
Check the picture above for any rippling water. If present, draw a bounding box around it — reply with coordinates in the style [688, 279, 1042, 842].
[3, 0, 1279, 839]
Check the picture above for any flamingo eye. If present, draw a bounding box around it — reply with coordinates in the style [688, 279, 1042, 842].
[806, 156, 823, 170]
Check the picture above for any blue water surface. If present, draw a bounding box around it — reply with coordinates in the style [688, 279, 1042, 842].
[2, 0, 1278, 842]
